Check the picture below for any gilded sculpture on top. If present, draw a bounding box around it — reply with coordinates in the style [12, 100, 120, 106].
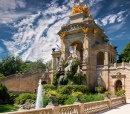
[71, 2, 92, 18]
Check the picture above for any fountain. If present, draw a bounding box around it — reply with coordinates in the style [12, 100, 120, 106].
[35, 79, 43, 109]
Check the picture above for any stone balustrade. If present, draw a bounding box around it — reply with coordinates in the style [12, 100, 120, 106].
[7, 96, 126, 114]
[97, 62, 130, 70]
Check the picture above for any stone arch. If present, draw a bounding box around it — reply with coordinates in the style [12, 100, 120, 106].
[97, 51, 104, 65]
[41, 81, 47, 85]
[69, 40, 83, 61]
[115, 80, 122, 92]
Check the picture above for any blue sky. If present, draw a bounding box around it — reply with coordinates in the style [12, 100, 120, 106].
[0, 0, 130, 62]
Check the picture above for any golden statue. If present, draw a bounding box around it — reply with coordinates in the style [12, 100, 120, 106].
[83, 4, 92, 18]
[71, 3, 81, 14]
[71, 2, 92, 18]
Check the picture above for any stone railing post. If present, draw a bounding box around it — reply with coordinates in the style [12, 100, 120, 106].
[78, 103, 84, 114]
[122, 61, 125, 68]
[122, 96, 126, 104]
[53, 106, 60, 114]
[108, 99, 112, 109]
[114, 63, 117, 68]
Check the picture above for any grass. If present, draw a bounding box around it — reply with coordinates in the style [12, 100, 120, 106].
[0, 104, 19, 113]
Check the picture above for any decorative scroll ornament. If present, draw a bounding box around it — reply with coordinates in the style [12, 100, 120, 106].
[59, 33, 66, 40]
[94, 29, 97, 40]
[82, 27, 89, 33]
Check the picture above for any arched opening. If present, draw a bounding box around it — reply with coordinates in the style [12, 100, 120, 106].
[41, 81, 47, 85]
[97, 51, 104, 65]
[69, 40, 83, 61]
[115, 80, 122, 92]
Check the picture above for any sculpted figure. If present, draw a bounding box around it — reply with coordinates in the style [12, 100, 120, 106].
[72, 44, 81, 60]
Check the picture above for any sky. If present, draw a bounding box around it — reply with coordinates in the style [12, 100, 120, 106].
[0, 0, 130, 62]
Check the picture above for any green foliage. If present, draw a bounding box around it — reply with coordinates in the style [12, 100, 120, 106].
[81, 94, 104, 103]
[104, 91, 111, 96]
[0, 55, 23, 76]
[0, 83, 14, 104]
[116, 89, 125, 97]
[57, 85, 89, 94]
[43, 95, 51, 107]
[52, 71, 61, 86]
[0, 55, 46, 76]
[95, 86, 104, 93]
[0, 73, 5, 78]
[73, 73, 86, 85]
[64, 61, 68, 67]
[0, 105, 18, 113]
[57, 94, 69, 105]
[118, 42, 130, 62]
[48, 91, 59, 96]
[64, 95, 77, 105]
[52, 59, 86, 86]
[14, 93, 36, 105]
[43, 84, 56, 91]
[45, 60, 52, 70]
[72, 92, 83, 96]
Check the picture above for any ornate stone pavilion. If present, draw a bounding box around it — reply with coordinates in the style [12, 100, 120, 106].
[1, 2, 129, 98]
[50, 2, 130, 98]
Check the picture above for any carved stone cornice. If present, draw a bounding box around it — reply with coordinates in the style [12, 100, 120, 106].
[58, 22, 94, 35]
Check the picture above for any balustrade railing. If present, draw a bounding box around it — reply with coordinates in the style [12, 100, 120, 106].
[111, 97, 125, 107]
[59, 104, 79, 114]
[7, 97, 126, 114]
[84, 100, 109, 114]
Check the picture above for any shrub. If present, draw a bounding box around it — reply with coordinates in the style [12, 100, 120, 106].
[52, 71, 61, 86]
[95, 86, 104, 93]
[43, 84, 56, 95]
[0, 83, 14, 104]
[116, 89, 125, 97]
[64, 95, 77, 105]
[81, 94, 104, 103]
[49, 91, 58, 96]
[72, 92, 83, 96]
[57, 94, 69, 105]
[104, 91, 111, 96]
[15, 93, 36, 105]
[57, 85, 89, 94]
[43, 95, 51, 107]
[0, 74, 5, 78]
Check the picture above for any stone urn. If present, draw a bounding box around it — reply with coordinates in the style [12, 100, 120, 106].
[76, 94, 82, 103]
[47, 94, 58, 106]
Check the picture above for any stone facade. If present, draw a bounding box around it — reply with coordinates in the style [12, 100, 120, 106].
[51, 2, 130, 98]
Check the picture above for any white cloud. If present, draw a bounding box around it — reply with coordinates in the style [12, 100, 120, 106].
[107, 22, 125, 33]
[0, 0, 26, 11]
[0, 47, 4, 53]
[88, 0, 103, 7]
[3, 0, 72, 62]
[0, 0, 27, 24]
[101, 11, 126, 26]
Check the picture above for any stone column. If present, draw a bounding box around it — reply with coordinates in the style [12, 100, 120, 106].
[82, 27, 89, 63]
[104, 51, 109, 90]
[104, 51, 109, 65]
[52, 48, 56, 73]
[59, 33, 65, 54]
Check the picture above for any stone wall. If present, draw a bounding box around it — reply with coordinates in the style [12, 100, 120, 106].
[0, 70, 51, 94]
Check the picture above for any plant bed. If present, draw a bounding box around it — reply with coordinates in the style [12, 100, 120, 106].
[0, 104, 19, 113]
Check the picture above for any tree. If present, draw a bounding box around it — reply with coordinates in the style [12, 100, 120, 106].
[0, 83, 9, 104]
[0, 55, 23, 76]
[118, 42, 130, 62]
